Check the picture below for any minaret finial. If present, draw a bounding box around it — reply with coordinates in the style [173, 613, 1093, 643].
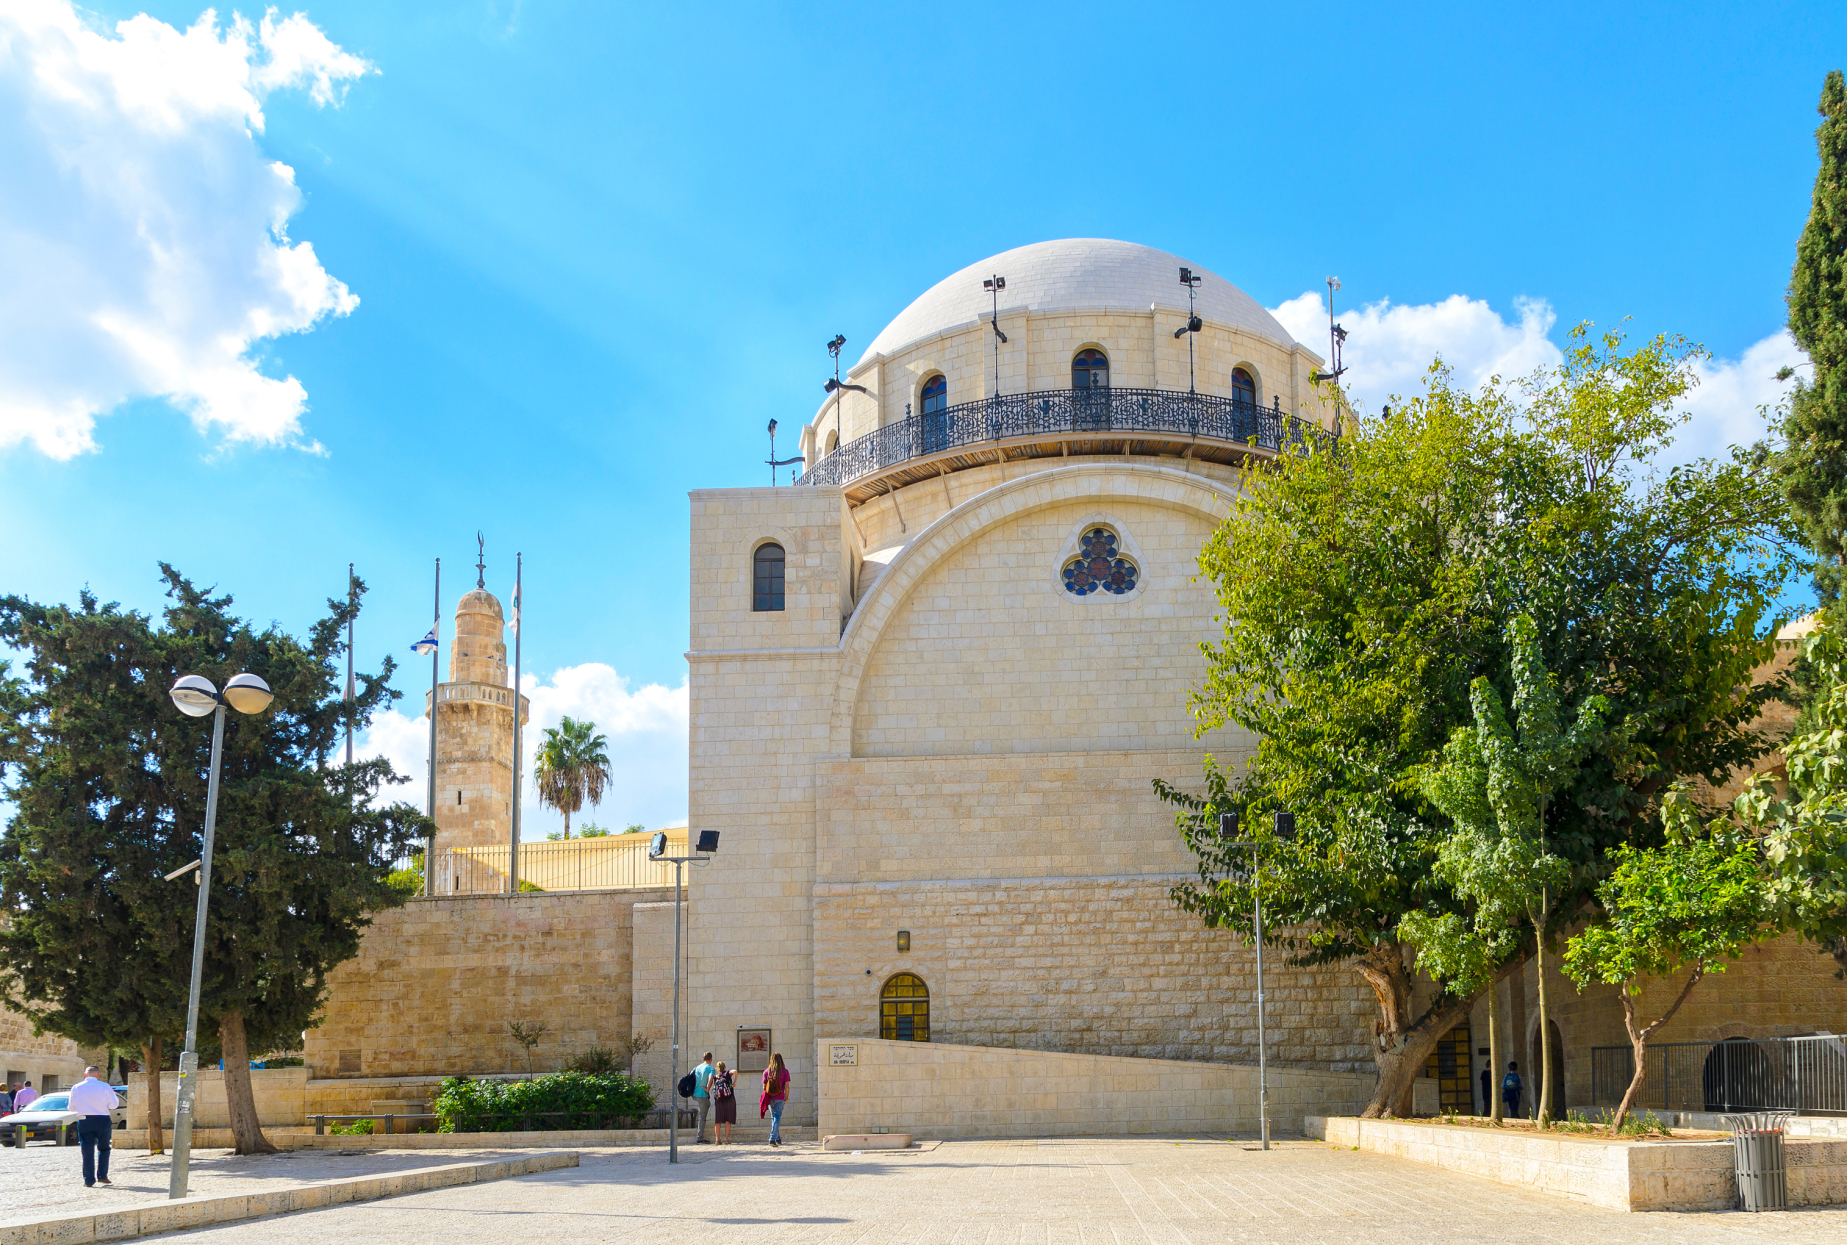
[476, 531, 486, 589]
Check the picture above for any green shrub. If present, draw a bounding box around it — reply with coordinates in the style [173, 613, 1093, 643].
[330, 1119, 374, 1135]
[432, 1071, 655, 1133]
[563, 1046, 619, 1075]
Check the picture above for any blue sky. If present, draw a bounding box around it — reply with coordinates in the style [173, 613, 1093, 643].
[1, 1, 1841, 832]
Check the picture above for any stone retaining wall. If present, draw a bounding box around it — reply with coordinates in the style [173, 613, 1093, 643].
[1307, 1115, 1847, 1212]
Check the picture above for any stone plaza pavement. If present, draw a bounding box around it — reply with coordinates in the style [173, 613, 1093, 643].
[147, 1136, 1847, 1244]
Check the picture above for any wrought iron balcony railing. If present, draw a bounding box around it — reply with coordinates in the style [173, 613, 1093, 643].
[796, 386, 1334, 490]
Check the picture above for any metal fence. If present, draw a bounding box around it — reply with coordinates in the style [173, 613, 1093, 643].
[394, 837, 682, 896]
[1590, 1034, 1847, 1115]
[797, 386, 1334, 489]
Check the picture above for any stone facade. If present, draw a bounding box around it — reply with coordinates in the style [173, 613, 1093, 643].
[0, 1002, 99, 1093]
[425, 586, 529, 854]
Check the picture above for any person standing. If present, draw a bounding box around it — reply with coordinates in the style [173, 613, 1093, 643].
[14, 1082, 37, 1110]
[692, 1052, 716, 1143]
[711, 1060, 736, 1144]
[1501, 1061, 1524, 1120]
[759, 1052, 790, 1147]
[69, 1067, 117, 1187]
[1479, 1065, 1492, 1117]
[0, 1085, 13, 1117]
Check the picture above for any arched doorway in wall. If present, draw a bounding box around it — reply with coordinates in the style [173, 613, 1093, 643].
[880, 973, 930, 1042]
[1702, 1036, 1780, 1111]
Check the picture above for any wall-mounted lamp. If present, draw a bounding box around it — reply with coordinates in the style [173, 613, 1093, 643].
[896, 930, 911, 953]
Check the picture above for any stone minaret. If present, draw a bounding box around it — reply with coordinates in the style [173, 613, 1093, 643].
[427, 578, 529, 853]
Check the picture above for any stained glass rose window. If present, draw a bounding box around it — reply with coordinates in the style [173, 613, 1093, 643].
[1062, 527, 1139, 596]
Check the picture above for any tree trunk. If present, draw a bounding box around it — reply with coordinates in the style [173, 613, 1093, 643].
[1488, 976, 1503, 1123]
[1829, 936, 1847, 981]
[217, 1011, 275, 1155]
[1354, 944, 1476, 1117]
[1608, 968, 1704, 1135]
[142, 1038, 164, 1155]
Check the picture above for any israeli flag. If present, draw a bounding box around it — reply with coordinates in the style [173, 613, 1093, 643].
[411, 625, 438, 656]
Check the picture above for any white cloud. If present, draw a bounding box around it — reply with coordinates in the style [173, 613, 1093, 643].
[355, 663, 691, 839]
[1271, 289, 1805, 466]
[0, 3, 372, 458]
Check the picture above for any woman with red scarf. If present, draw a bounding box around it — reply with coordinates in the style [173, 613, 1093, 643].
[758, 1052, 790, 1147]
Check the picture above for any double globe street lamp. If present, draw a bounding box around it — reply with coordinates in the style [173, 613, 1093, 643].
[165, 672, 273, 1198]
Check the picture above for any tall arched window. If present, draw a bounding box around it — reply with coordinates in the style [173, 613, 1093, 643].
[920, 374, 948, 414]
[1232, 367, 1257, 407]
[880, 973, 930, 1041]
[1072, 349, 1109, 390]
[752, 543, 785, 612]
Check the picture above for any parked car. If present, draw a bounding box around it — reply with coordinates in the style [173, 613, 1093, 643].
[0, 1090, 128, 1144]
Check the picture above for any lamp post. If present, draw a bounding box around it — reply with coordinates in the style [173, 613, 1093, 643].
[1220, 808, 1295, 1151]
[166, 672, 273, 1198]
[650, 829, 720, 1164]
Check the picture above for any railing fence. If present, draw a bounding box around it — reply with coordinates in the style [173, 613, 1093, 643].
[390, 836, 681, 896]
[1590, 1034, 1847, 1115]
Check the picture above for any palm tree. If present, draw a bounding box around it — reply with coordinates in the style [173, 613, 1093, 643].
[534, 716, 613, 838]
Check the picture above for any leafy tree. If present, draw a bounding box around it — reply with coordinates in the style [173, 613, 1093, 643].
[1166, 330, 1795, 1117]
[1733, 610, 1847, 975]
[1563, 794, 1767, 1132]
[1404, 615, 1608, 1124]
[1779, 70, 1847, 600]
[534, 716, 613, 838]
[0, 567, 429, 1154]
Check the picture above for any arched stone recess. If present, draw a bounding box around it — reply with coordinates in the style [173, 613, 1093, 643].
[828, 462, 1239, 757]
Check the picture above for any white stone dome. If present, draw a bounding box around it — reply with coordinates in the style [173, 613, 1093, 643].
[860, 239, 1298, 365]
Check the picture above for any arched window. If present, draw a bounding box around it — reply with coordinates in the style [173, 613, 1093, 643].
[824, 429, 838, 454]
[880, 973, 930, 1041]
[1072, 349, 1109, 390]
[752, 543, 785, 612]
[1062, 526, 1139, 597]
[920, 374, 948, 415]
[1232, 367, 1257, 407]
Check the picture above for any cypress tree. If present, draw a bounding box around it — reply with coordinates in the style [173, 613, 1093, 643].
[0, 567, 430, 1153]
[1782, 70, 1847, 599]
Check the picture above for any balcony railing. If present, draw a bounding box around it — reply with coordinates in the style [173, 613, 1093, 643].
[393, 835, 684, 896]
[797, 386, 1334, 490]
[1590, 1034, 1847, 1115]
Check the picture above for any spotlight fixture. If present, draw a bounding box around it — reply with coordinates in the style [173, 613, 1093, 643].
[696, 830, 720, 853]
[764, 419, 802, 485]
[982, 275, 1008, 396]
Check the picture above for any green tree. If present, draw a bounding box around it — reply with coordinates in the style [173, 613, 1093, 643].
[534, 716, 613, 839]
[1165, 330, 1795, 1117]
[1780, 70, 1847, 600]
[1562, 794, 1767, 1132]
[0, 567, 430, 1154]
[1404, 615, 1609, 1124]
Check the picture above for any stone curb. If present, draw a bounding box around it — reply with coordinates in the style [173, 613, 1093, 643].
[0, 1149, 578, 1244]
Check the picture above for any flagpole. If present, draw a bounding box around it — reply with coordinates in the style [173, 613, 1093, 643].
[510, 553, 522, 895]
[426, 558, 439, 899]
[345, 563, 355, 767]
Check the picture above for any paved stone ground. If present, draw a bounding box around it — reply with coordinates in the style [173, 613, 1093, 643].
[144, 1136, 1847, 1243]
[0, 1141, 545, 1228]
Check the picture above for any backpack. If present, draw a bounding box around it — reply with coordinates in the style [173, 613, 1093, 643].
[1502, 1071, 1522, 1094]
[677, 1072, 696, 1099]
[713, 1072, 733, 1098]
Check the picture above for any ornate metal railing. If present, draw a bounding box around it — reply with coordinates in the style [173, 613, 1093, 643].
[1591, 1035, 1847, 1115]
[796, 386, 1334, 489]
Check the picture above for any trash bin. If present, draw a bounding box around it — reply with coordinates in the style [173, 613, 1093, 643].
[1725, 1111, 1794, 1211]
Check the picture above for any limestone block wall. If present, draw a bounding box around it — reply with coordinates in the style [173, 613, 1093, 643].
[815, 876, 1376, 1070]
[128, 1068, 306, 1129]
[688, 486, 850, 650]
[816, 1036, 1387, 1139]
[304, 888, 670, 1080]
[0, 1002, 101, 1093]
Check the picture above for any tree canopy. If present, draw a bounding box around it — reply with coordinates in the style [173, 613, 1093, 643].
[534, 716, 613, 839]
[0, 566, 430, 1152]
[1162, 328, 1796, 1115]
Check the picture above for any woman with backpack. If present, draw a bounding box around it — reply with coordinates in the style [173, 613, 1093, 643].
[759, 1052, 790, 1146]
[711, 1060, 736, 1144]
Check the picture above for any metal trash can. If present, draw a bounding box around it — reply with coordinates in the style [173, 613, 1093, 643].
[1725, 1111, 1794, 1211]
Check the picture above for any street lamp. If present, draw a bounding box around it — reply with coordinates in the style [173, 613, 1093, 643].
[651, 828, 720, 1163]
[166, 671, 272, 1198]
[1220, 808, 1295, 1151]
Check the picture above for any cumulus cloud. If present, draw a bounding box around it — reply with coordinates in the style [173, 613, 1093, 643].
[1271, 289, 1805, 466]
[355, 663, 691, 839]
[0, 3, 372, 458]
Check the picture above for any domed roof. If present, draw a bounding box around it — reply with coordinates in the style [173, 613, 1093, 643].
[456, 588, 503, 618]
[860, 239, 1299, 365]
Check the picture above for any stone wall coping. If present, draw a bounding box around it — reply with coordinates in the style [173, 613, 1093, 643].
[814, 873, 1197, 894]
[0, 1150, 578, 1245]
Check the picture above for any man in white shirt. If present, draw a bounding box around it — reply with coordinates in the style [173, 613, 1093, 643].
[68, 1067, 117, 1187]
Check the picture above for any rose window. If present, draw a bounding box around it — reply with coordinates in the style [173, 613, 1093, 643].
[1062, 527, 1139, 596]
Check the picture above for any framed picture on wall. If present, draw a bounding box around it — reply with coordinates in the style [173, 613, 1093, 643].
[736, 1027, 771, 1073]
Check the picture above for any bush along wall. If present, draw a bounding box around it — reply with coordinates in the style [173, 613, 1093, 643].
[432, 1071, 656, 1132]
